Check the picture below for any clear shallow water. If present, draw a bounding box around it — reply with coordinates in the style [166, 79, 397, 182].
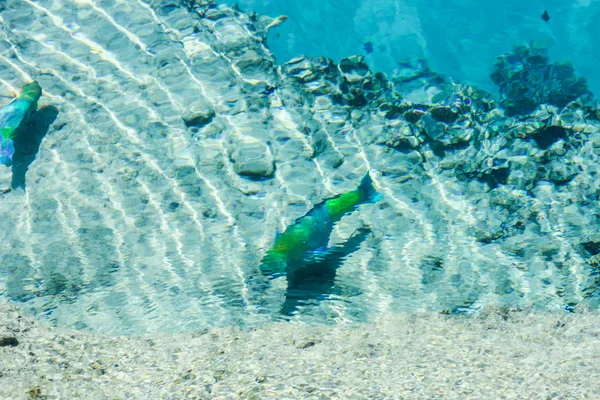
[0, 0, 597, 335]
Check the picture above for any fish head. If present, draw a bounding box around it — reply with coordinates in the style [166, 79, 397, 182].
[0, 138, 15, 166]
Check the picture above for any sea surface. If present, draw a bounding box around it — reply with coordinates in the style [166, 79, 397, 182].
[0, 0, 598, 335]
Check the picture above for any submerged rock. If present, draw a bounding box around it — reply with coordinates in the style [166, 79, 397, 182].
[229, 140, 275, 180]
[182, 101, 215, 127]
[338, 55, 371, 83]
[0, 331, 18, 347]
[429, 106, 459, 124]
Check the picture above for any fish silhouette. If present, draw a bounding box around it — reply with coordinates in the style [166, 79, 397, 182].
[541, 10, 550, 22]
[279, 226, 372, 316]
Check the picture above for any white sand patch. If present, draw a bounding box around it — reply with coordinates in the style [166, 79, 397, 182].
[1, 300, 599, 399]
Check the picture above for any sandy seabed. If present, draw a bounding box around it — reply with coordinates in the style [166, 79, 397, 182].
[1, 300, 599, 400]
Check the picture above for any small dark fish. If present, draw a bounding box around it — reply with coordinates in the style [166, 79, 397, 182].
[541, 10, 550, 22]
[363, 41, 373, 54]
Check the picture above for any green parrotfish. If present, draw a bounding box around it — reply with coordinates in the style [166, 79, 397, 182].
[260, 172, 382, 279]
[0, 81, 42, 166]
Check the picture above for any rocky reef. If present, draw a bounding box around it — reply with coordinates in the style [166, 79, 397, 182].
[0, 0, 598, 332]
[490, 44, 590, 116]
[280, 40, 600, 305]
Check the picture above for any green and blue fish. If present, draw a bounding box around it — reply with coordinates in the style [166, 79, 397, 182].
[258, 172, 382, 313]
[0, 81, 42, 166]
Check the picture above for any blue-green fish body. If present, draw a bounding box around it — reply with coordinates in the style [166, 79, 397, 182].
[0, 81, 42, 165]
[260, 172, 382, 278]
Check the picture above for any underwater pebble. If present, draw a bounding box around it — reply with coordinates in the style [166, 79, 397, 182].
[0, 331, 18, 347]
[295, 340, 316, 349]
[229, 141, 275, 179]
[182, 103, 215, 128]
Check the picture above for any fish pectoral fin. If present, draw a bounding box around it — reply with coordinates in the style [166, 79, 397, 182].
[259, 253, 288, 279]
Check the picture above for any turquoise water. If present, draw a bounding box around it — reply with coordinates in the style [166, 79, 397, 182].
[237, 0, 600, 96]
[0, 0, 598, 335]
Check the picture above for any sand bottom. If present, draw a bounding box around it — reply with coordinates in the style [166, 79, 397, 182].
[1, 299, 599, 399]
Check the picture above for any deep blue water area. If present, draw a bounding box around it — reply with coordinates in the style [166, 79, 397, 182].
[236, 0, 600, 96]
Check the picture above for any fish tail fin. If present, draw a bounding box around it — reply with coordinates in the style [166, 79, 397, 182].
[358, 172, 383, 204]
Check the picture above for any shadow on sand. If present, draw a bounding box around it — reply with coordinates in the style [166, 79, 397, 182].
[11, 105, 59, 190]
[279, 227, 371, 316]
[248, 228, 372, 318]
